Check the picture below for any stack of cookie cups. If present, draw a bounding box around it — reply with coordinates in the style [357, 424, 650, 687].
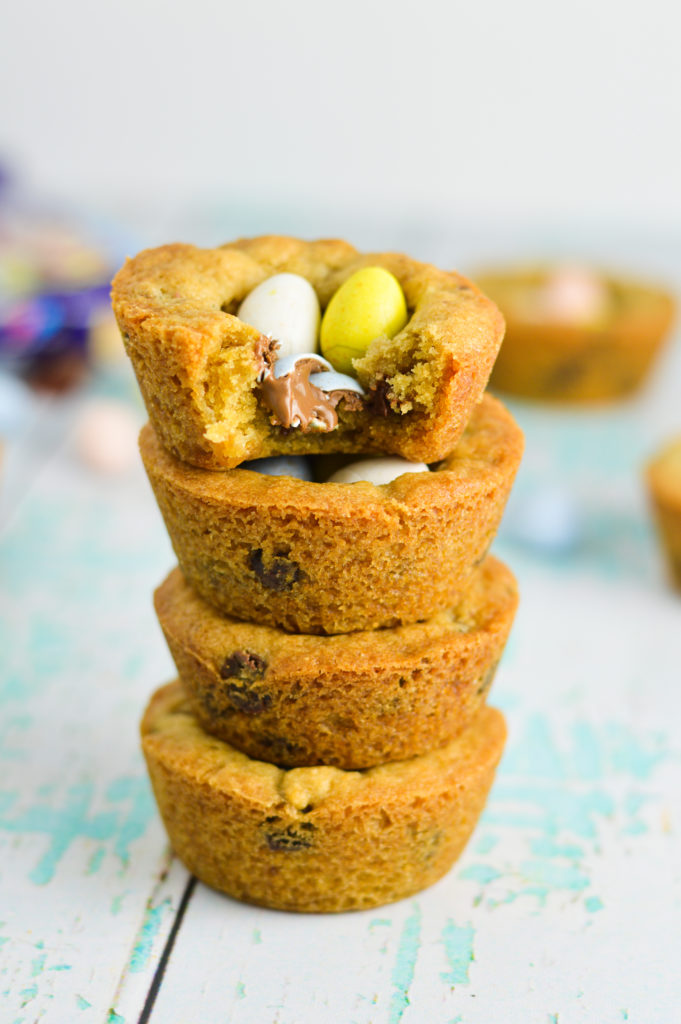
[112, 237, 524, 912]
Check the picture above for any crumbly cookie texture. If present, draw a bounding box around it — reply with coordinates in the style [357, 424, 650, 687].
[478, 267, 675, 402]
[112, 236, 505, 469]
[646, 436, 681, 591]
[141, 680, 506, 912]
[154, 556, 517, 769]
[140, 393, 523, 635]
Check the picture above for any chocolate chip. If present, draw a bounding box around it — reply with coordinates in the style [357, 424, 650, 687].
[224, 682, 273, 716]
[197, 687, 235, 720]
[476, 662, 499, 697]
[367, 378, 392, 417]
[248, 549, 302, 592]
[212, 647, 270, 718]
[220, 649, 268, 682]
[473, 541, 492, 567]
[264, 824, 315, 851]
[423, 828, 444, 862]
[259, 734, 303, 759]
[545, 356, 587, 392]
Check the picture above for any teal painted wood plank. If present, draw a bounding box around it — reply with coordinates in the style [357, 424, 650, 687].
[0, 429, 182, 1022]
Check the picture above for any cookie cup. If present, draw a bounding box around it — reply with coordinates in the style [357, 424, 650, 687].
[141, 393, 522, 634]
[646, 436, 681, 591]
[141, 681, 506, 913]
[479, 268, 675, 401]
[112, 236, 505, 469]
[154, 556, 517, 769]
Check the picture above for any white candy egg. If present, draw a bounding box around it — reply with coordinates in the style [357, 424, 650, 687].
[243, 456, 314, 481]
[309, 369, 365, 395]
[238, 273, 320, 358]
[327, 457, 430, 486]
[74, 399, 139, 474]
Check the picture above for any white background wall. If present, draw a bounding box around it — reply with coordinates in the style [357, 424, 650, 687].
[1, 0, 680, 262]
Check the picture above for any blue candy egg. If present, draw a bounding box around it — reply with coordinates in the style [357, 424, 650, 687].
[0, 371, 34, 437]
[242, 456, 314, 481]
[501, 483, 581, 553]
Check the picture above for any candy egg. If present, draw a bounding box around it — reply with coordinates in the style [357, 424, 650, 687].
[320, 266, 408, 375]
[308, 369, 365, 395]
[499, 484, 581, 553]
[242, 456, 314, 481]
[539, 267, 609, 324]
[74, 398, 139, 474]
[327, 457, 429, 486]
[237, 273, 320, 358]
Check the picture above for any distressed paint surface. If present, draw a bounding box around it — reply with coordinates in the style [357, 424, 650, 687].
[2, 271, 681, 1023]
[0, 432, 183, 1023]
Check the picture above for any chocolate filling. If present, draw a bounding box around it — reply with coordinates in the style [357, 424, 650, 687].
[254, 334, 278, 373]
[255, 344, 363, 432]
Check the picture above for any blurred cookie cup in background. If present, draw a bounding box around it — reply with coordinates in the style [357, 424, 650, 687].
[477, 265, 675, 402]
[646, 436, 681, 591]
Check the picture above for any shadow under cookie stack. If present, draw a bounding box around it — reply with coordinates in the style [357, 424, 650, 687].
[112, 236, 524, 913]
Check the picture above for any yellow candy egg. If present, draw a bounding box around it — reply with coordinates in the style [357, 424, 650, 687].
[320, 267, 408, 375]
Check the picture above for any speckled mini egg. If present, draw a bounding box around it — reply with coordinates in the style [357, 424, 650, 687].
[320, 266, 408, 375]
[237, 273, 320, 358]
[74, 398, 139, 474]
[242, 456, 314, 481]
[327, 457, 429, 486]
[500, 483, 581, 553]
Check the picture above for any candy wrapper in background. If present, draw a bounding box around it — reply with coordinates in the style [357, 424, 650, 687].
[0, 163, 125, 393]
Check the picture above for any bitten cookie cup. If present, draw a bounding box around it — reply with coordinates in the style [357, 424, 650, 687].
[141, 682, 507, 913]
[140, 393, 523, 635]
[111, 236, 505, 469]
[477, 268, 675, 402]
[646, 437, 681, 591]
[154, 557, 518, 769]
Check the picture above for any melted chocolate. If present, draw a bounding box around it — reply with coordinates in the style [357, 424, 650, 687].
[256, 350, 363, 432]
[254, 334, 279, 376]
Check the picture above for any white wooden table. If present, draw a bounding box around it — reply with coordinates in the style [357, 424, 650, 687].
[2, 308, 680, 1024]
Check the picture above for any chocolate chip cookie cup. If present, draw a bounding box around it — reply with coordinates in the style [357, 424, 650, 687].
[141, 681, 506, 913]
[112, 236, 505, 469]
[646, 436, 681, 591]
[154, 557, 517, 769]
[140, 393, 523, 634]
[477, 267, 675, 402]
